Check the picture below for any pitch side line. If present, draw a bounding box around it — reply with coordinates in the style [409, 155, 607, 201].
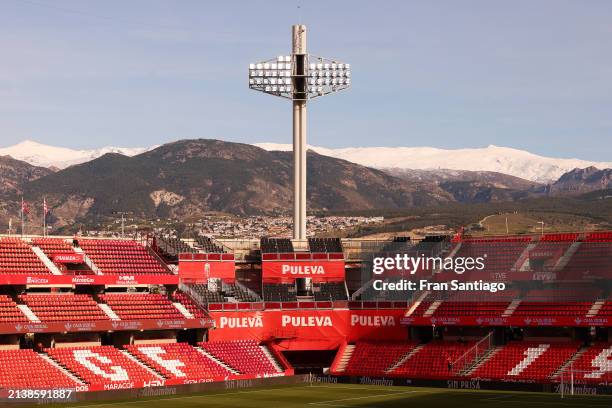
[308, 390, 422, 407]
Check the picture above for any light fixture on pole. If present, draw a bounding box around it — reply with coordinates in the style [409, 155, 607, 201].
[248, 25, 351, 241]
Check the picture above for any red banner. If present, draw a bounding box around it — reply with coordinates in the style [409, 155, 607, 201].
[208, 309, 407, 349]
[0, 318, 213, 335]
[400, 315, 611, 327]
[262, 260, 345, 283]
[52, 253, 84, 264]
[179, 259, 235, 283]
[0, 274, 179, 286]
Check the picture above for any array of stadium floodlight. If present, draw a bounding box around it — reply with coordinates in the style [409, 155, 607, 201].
[249, 55, 351, 99]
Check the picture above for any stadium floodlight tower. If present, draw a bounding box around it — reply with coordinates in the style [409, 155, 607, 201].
[248, 24, 351, 241]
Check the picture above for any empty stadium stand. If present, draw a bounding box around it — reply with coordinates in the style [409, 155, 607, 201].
[391, 341, 476, 378]
[19, 293, 109, 322]
[0, 349, 79, 389]
[224, 282, 261, 302]
[343, 341, 417, 376]
[453, 237, 532, 280]
[308, 238, 343, 253]
[171, 291, 208, 318]
[260, 238, 294, 253]
[31, 238, 92, 275]
[0, 230, 610, 396]
[569, 343, 612, 383]
[199, 340, 282, 375]
[79, 239, 169, 275]
[0, 294, 28, 323]
[154, 236, 196, 259]
[99, 293, 183, 320]
[263, 283, 297, 302]
[313, 282, 347, 301]
[471, 341, 580, 381]
[46, 346, 160, 385]
[513, 289, 597, 318]
[0, 237, 49, 274]
[189, 284, 226, 304]
[125, 343, 233, 379]
[195, 236, 226, 253]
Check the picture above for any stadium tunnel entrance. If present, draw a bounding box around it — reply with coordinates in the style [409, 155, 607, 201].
[281, 349, 337, 374]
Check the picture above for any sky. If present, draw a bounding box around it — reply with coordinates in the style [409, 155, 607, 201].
[0, 0, 611, 161]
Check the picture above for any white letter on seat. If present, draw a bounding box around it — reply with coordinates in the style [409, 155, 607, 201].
[138, 346, 186, 378]
[73, 349, 130, 381]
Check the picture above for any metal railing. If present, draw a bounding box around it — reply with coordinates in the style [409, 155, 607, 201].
[452, 331, 494, 375]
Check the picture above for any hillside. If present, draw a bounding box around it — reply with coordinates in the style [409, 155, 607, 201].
[549, 166, 612, 195]
[387, 168, 544, 203]
[21, 139, 452, 226]
[0, 155, 52, 196]
[331, 189, 612, 237]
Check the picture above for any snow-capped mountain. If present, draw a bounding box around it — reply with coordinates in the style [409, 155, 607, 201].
[255, 143, 612, 183]
[0, 140, 155, 170]
[2, 140, 610, 183]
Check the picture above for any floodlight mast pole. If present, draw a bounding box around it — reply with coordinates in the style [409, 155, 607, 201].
[292, 24, 307, 241]
[249, 25, 350, 241]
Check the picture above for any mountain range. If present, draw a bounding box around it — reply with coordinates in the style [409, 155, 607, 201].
[3, 140, 611, 184]
[255, 143, 612, 184]
[13, 139, 452, 227]
[0, 139, 609, 229]
[0, 140, 154, 170]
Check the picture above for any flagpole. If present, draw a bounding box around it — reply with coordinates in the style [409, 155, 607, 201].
[43, 197, 46, 237]
[20, 196, 24, 237]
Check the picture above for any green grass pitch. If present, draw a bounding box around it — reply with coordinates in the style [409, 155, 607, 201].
[39, 383, 612, 408]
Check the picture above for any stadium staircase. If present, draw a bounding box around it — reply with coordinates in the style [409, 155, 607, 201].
[73, 247, 102, 275]
[551, 346, 589, 379]
[0, 295, 29, 323]
[125, 343, 235, 379]
[38, 353, 86, 385]
[0, 349, 80, 389]
[194, 347, 240, 375]
[172, 302, 194, 318]
[350, 278, 375, 301]
[404, 291, 430, 317]
[563, 343, 612, 383]
[260, 345, 284, 374]
[462, 346, 501, 376]
[502, 299, 522, 317]
[118, 349, 166, 380]
[385, 344, 424, 373]
[332, 344, 355, 373]
[553, 241, 582, 271]
[587, 300, 606, 317]
[16, 304, 40, 322]
[446, 241, 462, 259]
[423, 301, 442, 317]
[452, 332, 494, 375]
[514, 242, 537, 271]
[31, 246, 63, 275]
[97, 303, 121, 320]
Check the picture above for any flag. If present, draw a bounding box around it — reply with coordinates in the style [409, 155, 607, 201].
[43, 197, 49, 215]
[21, 198, 30, 215]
